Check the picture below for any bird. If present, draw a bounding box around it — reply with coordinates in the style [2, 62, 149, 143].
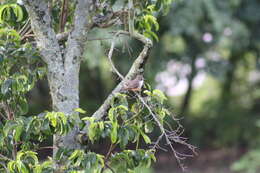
[122, 75, 144, 92]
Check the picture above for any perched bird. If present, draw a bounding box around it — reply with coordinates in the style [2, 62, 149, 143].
[122, 75, 144, 92]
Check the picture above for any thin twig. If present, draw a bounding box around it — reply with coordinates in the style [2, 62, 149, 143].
[0, 153, 12, 161]
[0, 161, 9, 173]
[107, 39, 124, 79]
[0, 111, 7, 121]
[19, 19, 31, 36]
[105, 143, 116, 161]
[87, 37, 113, 41]
[37, 146, 56, 151]
[97, 28, 196, 171]
[105, 163, 116, 173]
[135, 93, 192, 171]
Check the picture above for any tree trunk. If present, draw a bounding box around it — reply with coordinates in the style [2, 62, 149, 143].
[180, 56, 197, 116]
[47, 63, 82, 157]
[23, 1, 91, 160]
[220, 54, 238, 109]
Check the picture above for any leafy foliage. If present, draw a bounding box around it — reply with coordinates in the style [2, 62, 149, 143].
[231, 149, 260, 173]
[133, 0, 174, 41]
[0, 28, 44, 117]
[0, 28, 47, 172]
[7, 151, 53, 173]
[79, 89, 174, 172]
[0, 29, 177, 172]
[0, 3, 27, 27]
[0, 84, 174, 173]
[0, 0, 193, 172]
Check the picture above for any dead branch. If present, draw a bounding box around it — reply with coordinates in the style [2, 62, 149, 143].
[101, 30, 196, 171]
[91, 31, 152, 120]
[107, 36, 124, 79]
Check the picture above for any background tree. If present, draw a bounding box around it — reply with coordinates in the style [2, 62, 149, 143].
[0, 0, 196, 172]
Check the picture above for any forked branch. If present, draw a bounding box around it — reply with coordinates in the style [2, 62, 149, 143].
[100, 30, 197, 171]
[91, 31, 152, 120]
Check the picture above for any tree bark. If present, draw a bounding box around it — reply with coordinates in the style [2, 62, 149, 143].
[48, 65, 82, 154]
[23, 0, 92, 166]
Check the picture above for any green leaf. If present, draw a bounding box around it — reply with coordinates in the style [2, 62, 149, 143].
[131, 103, 141, 114]
[14, 124, 23, 141]
[20, 162, 29, 173]
[11, 4, 24, 22]
[88, 122, 98, 143]
[74, 108, 86, 114]
[110, 122, 118, 143]
[18, 97, 28, 115]
[1, 78, 13, 94]
[112, 93, 128, 107]
[81, 116, 95, 122]
[118, 128, 129, 149]
[0, 4, 25, 24]
[57, 112, 67, 125]
[4, 121, 17, 137]
[144, 30, 159, 42]
[116, 105, 128, 111]
[68, 150, 83, 160]
[144, 122, 154, 133]
[108, 107, 115, 122]
[7, 161, 16, 172]
[98, 121, 104, 131]
[140, 131, 151, 144]
[41, 159, 53, 169]
[51, 117, 57, 127]
[152, 89, 167, 103]
[34, 165, 42, 173]
[0, 53, 3, 63]
[143, 90, 152, 96]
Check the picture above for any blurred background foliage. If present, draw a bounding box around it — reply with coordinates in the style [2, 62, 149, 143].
[3, 0, 259, 172]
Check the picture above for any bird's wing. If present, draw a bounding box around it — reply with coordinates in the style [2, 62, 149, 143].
[124, 79, 139, 89]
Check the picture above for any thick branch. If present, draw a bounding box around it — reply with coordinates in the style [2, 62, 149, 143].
[64, 0, 92, 69]
[22, 0, 63, 66]
[91, 31, 152, 120]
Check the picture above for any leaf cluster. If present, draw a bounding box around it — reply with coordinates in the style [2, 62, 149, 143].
[0, 3, 27, 27]
[133, 0, 174, 41]
[77, 88, 171, 172]
[7, 151, 53, 173]
[0, 112, 74, 171]
[0, 29, 45, 117]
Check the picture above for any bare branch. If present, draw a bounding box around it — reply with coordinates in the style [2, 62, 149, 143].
[91, 31, 152, 120]
[0, 162, 8, 173]
[136, 93, 196, 172]
[101, 30, 196, 170]
[107, 39, 124, 79]
[0, 153, 11, 161]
